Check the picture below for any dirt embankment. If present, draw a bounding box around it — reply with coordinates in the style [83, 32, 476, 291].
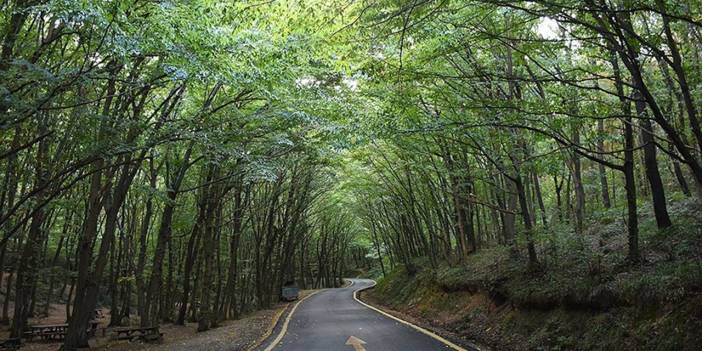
[366, 200, 702, 350]
[366, 255, 702, 351]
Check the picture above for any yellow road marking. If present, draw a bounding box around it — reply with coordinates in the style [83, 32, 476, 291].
[262, 290, 321, 351]
[352, 280, 469, 351]
[248, 303, 288, 351]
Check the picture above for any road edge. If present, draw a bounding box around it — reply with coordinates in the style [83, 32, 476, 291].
[246, 303, 290, 351]
[353, 280, 482, 351]
[252, 289, 322, 351]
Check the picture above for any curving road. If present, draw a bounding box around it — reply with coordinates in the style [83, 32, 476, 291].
[260, 278, 465, 351]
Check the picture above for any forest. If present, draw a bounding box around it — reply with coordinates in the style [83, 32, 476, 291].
[1, 0, 701, 350]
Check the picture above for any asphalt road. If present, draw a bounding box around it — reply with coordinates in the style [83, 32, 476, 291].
[265, 278, 458, 351]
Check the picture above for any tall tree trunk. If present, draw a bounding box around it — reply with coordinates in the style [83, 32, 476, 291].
[198, 191, 219, 332]
[597, 120, 612, 208]
[176, 193, 205, 326]
[671, 152, 691, 196]
[65, 156, 142, 349]
[513, 174, 539, 269]
[624, 117, 640, 263]
[610, 49, 640, 263]
[63, 65, 118, 349]
[223, 184, 244, 320]
[572, 128, 585, 234]
[11, 117, 50, 338]
[554, 175, 563, 221]
[146, 147, 193, 326]
[532, 172, 548, 227]
[44, 223, 67, 316]
[136, 159, 156, 326]
[635, 93, 673, 228]
[502, 174, 517, 251]
[2, 270, 14, 324]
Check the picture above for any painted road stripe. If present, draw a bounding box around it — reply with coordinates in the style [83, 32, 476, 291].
[262, 290, 321, 351]
[353, 280, 469, 351]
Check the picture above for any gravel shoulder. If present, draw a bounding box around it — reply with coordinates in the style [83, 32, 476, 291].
[92, 303, 296, 351]
[1, 306, 285, 351]
[94, 306, 286, 351]
[133, 291, 318, 351]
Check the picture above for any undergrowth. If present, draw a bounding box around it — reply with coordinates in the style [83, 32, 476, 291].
[369, 197, 702, 350]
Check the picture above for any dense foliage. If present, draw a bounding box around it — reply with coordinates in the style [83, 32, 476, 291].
[0, 0, 361, 349]
[1, 0, 701, 350]
[348, 0, 702, 271]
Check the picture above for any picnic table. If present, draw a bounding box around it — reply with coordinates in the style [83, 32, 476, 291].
[24, 321, 100, 341]
[25, 324, 67, 341]
[110, 326, 163, 342]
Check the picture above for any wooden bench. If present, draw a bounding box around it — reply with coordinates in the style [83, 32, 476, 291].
[24, 324, 67, 341]
[110, 326, 163, 342]
[0, 338, 21, 350]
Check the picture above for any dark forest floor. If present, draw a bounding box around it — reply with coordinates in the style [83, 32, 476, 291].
[0, 293, 322, 351]
[0, 305, 284, 351]
[92, 307, 285, 351]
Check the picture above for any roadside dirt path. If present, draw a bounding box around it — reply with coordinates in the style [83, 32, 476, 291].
[98, 306, 285, 351]
[1, 302, 289, 351]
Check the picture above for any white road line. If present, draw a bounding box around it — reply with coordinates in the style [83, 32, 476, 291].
[352, 280, 469, 351]
[262, 290, 322, 351]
